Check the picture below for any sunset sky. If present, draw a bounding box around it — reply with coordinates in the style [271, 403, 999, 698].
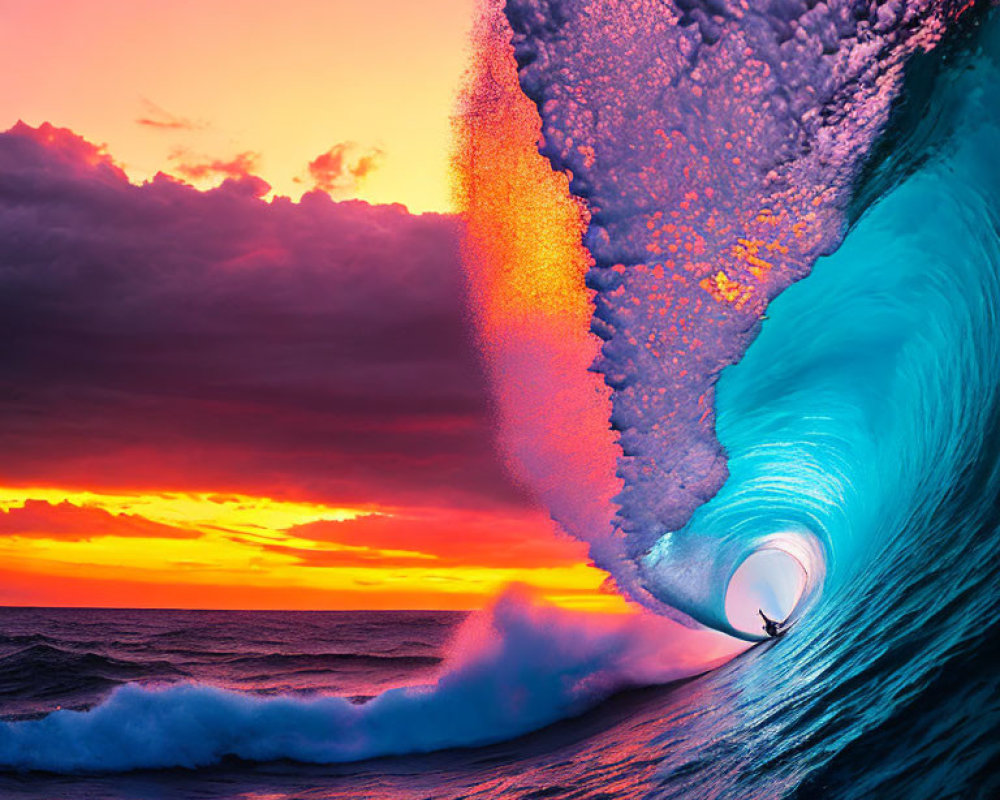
[0, 0, 476, 212]
[0, 1, 627, 611]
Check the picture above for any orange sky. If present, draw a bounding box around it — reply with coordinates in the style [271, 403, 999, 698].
[0, 486, 626, 611]
[0, 0, 477, 212]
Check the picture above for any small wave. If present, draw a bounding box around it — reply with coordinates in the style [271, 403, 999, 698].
[0, 643, 189, 722]
[0, 643, 184, 680]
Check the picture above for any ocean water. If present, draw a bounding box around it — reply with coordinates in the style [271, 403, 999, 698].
[0, 608, 454, 722]
[0, 600, 995, 799]
[3, 3, 1000, 799]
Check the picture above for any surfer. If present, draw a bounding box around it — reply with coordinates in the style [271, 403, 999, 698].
[758, 609, 784, 638]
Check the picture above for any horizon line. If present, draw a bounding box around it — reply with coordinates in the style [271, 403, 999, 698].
[0, 604, 472, 613]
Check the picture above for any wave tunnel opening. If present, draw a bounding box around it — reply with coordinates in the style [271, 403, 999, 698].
[724, 545, 808, 637]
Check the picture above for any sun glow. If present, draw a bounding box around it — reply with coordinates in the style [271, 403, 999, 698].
[0, 486, 373, 535]
[0, 485, 628, 612]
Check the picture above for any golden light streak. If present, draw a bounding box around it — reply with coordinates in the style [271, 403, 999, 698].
[0, 486, 373, 537]
[0, 485, 628, 612]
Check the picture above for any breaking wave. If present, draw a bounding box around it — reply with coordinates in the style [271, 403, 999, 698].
[1, 1, 997, 782]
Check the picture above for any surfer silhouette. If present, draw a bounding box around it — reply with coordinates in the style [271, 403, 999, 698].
[758, 609, 784, 638]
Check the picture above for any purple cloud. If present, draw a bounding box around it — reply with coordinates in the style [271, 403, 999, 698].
[0, 122, 526, 510]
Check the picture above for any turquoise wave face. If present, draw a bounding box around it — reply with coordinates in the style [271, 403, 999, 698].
[641, 9, 1000, 639]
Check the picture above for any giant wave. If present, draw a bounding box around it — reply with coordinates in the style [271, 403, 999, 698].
[0, 1, 997, 785]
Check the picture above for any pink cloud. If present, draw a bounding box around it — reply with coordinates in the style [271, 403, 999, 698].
[0, 500, 200, 541]
[135, 100, 201, 131]
[171, 150, 264, 187]
[305, 143, 384, 194]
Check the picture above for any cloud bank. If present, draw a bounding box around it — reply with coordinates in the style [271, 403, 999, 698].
[0, 122, 525, 511]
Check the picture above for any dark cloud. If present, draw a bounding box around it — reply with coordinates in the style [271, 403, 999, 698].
[0, 500, 200, 541]
[0, 122, 526, 509]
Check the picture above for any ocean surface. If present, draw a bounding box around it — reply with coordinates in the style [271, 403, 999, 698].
[3, 2, 1000, 798]
[0, 602, 996, 800]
